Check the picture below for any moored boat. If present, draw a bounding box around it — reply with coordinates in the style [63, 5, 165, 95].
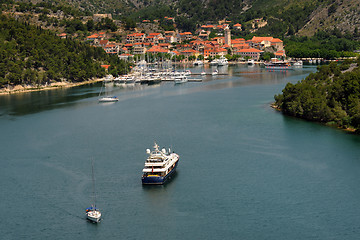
[142, 143, 179, 185]
[86, 161, 101, 223]
[264, 59, 293, 70]
[98, 96, 119, 102]
[217, 56, 228, 66]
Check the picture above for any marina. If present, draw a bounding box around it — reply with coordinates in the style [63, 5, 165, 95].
[1, 64, 360, 239]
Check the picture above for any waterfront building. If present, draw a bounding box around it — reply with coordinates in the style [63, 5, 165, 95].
[236, 48, 264, 60]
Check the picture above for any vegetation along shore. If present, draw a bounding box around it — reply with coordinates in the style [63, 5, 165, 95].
[274, 58, 360, 133]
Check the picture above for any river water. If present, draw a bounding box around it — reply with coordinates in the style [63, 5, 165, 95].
[1, 64, 360, 239]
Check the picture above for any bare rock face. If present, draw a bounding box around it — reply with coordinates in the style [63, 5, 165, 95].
[298, 0, 360, 36]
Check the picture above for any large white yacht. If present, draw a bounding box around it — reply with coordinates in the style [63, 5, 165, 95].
[141, 143, 179, 185]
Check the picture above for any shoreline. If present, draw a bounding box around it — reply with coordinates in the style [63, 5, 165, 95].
[0, 78, 104, 95]
[270, 103, 357, 133]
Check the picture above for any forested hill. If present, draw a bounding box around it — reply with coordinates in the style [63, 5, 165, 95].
[0, 14, 126, 88]
[30, 0, 359, 38]
[3, 0, 360, 38]
[274, 58, 360, 133]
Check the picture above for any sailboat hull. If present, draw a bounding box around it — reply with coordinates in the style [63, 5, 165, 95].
[86, 210, 101, 223]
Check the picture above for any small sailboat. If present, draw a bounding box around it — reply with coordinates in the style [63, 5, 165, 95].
[98, 81, 119, 102]
[86, 161, 101, 223]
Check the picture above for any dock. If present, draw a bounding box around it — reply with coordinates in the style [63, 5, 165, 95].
[190, 73, 228, 76]
[161, 78, 202, 82]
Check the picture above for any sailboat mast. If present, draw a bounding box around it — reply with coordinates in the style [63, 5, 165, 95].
[91, 161, 96, 208]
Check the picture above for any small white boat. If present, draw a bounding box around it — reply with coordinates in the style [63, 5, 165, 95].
[86, 207, 101, 223]
[201, 71, 206, 75]
[174, 75, 188, 84]
[98, 81, 119, 102]
[98, 96, 119, 102]
[293, 60, 303, 67]
[193, 60, 204, 66]
[247, 59, 255, 65]
[212, 69, 218, 75]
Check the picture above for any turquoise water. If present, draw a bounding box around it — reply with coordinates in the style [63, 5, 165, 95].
[1, 65, 360, 239]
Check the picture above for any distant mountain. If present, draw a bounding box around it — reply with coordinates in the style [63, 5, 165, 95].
[6, 0, 360, 38]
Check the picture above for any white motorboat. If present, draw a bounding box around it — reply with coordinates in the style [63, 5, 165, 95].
[174, 74, 188, 84]
[217, 56, 228, 66]
[293, 60, 303, 67]
[212, 69, 218, 75]
[193, 60, 204, 66]
[247, 59, 255, 65]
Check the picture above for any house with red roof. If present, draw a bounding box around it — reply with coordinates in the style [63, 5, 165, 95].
[126, 33, 145, 44]
[103, 44, 119, 54]
[271, 38, 284, 51]
[275, 50, 286, 58]
[180, 49, 200, 58]
[201, 25, 216, 30]
[178, 32, 193, 42]
[133, 45, 147, 55]
[164, 31, 177, 43]
[146, 45, 169, 54]
[231, 38, 246, 45]
[120, 47, 129, 54]
[233, 23, 242, 30]
[236, 48, 264, 60]
[250, 36, 274, 49]
[198, 30, 210, 40]
[99, 39, 109, 47]
[203, 47, 227, 58]
[101, 65, 110, 71]
[232, 43, 250, 52]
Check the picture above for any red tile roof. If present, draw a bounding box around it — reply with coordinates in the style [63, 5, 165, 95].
[251, 36, 274, 42]
[271, 38, 283, 43]
[147, 46, 169, 53]
[101, 65, 110, 69]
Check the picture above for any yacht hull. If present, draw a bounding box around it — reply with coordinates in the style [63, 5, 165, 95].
[142, 161, 179, 185]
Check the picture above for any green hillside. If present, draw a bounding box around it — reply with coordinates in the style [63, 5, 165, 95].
[0, 14, 127, 88]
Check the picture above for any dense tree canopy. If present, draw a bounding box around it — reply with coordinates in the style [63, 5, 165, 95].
[274, 58, 360, 132]
[0, 14, 127, 88]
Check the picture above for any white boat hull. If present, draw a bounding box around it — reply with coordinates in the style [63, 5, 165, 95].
[99, 97, 119, 102]
[87, 210, 101, 223]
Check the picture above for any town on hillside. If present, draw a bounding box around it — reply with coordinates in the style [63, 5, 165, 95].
[59, 15, 285, 63]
